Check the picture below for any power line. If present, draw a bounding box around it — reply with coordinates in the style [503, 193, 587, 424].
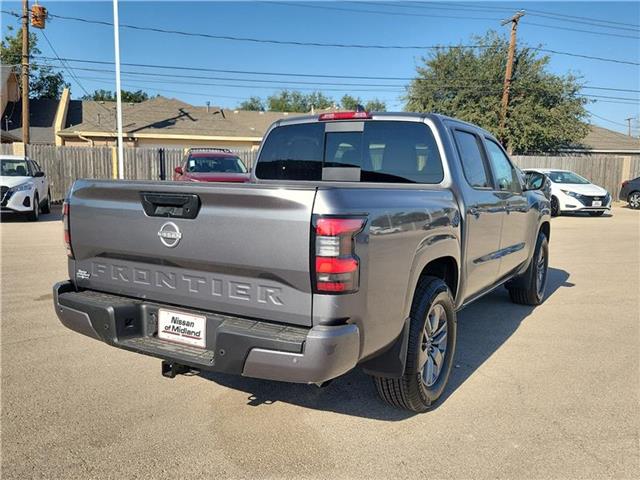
[3, 9, 638, 65]
[34, 56, 640, 94]
[271, 1, 504, 21]
[55, 70, 640, 103]
[393, 2, 640, 31]
[588, 111, 633, 127]
[435, 2, 640, 29]
[274, 2, 639, 39]
[38, 30, 90, 97]
[37, 11, 639, 66]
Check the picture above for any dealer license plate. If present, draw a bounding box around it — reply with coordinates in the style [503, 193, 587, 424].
[158, 309, 206, 348]
[592, 200, 602, 207]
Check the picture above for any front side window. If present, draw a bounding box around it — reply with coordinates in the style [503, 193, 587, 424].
[453, 130, 490, 188]
[256, 121, 444, 183]
[485, 139, 520, 192]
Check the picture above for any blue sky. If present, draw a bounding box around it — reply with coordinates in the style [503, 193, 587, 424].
[2, 1, 639, 134]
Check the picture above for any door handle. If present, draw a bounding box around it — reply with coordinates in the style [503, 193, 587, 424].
[468, 206, 480, 219]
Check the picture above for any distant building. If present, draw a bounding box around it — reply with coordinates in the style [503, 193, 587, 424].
[2, 88, 299, 150]
[569, 125, 640, 155]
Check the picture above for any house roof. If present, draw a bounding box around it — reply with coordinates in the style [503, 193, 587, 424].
[59, 96, 291, 139]
[578, 125, 640, 153]
[1, 98, 60, 144]
[1, 65, 18, 85]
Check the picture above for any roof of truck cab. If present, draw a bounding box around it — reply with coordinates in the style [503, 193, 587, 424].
[271, 112, 495, 137]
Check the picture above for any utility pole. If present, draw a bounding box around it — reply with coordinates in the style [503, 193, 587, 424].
[113, 0, 124, 179]
[21, 0, 30, 145]
[624, 117, 633, 137]
[499, 10, 525, 147]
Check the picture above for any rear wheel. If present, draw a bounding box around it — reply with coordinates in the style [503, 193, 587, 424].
[628, 191, 640, 210]
[26, 194, 39, 222]
[588, 211, 604, 217]
[373, 276, 457, 412]
[507, 231, 548, 306]
[41, 190, 51, 214]
[550, 196, 560, 217]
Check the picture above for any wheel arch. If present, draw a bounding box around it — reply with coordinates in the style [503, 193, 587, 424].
[361, 255, 459, 379]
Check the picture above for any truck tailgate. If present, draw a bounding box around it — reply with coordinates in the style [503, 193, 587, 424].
[68, 180, 317, 326]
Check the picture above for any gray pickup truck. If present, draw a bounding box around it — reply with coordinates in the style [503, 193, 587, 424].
[53, 112, 550, 412]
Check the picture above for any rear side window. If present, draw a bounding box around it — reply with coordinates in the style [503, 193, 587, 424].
[453, 130, 490, 189]
[256, 121, 443, 184]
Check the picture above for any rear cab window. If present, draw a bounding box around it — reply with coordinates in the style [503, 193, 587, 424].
[256, 120, 444, 184]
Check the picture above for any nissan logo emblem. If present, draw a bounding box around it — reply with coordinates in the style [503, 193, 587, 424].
[158, 221, 182, 248]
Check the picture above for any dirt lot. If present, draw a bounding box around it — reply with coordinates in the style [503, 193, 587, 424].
[1, 206, 638, 479]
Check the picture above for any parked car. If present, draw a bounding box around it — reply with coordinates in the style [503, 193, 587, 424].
[53, 112, 551, 412]
[0, 155, 51, 221]
[173, 148, 250, 183]
[619, 176, 640, 209]
[524, 168, 611, 217]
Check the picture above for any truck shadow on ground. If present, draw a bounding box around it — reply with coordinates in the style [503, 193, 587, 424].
[199, 267, 572, 421]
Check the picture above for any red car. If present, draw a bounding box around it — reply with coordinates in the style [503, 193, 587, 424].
[173, 149, 250, 183]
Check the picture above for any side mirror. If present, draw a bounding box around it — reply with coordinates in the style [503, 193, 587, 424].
[33, 171, 45, 178]
[524, 172, 545, 191]
[174, 166, 183, 175]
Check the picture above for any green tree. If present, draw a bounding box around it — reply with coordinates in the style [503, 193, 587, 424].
[0, 26, 69, 99]
[82, 89, 150, 103]
[340, 94, 360, 110]
[364, 99, 386, 112]
[340, 95, 387, 112]
[238, 96, 265, 111]
[405, 32, 589, 153]
[267, 90, 333, 112]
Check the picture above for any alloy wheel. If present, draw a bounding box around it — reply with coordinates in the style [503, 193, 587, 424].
[536, 246, 548, 298]
[630, 192, 640, 210]
[418, 303, 448, 387]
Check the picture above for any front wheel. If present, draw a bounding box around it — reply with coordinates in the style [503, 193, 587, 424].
[507, 231, 549, 306]
[373, 276, 457, 412]
[26, 194, 39, 222]
[550, 196, 560, 217]
[41, 190, 51, 214]
[628, 192, 640, 210]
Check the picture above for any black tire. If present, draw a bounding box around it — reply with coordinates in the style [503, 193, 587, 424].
[588, 211, 604, 217]
[41, 190, 51, 214]
[373, 276, 457, 412]
[507, 231, 549, 306]
[550, 196, 560, 217]
[627, 191, 640, 210]
[26, 194, 39, 222]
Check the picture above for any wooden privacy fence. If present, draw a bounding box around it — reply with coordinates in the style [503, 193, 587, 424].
[23, 145, 258, 202]
[9, 145, 640, 203]
[512, 154, 639, 199]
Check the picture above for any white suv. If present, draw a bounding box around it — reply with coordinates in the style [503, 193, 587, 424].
[1, 155, 51, 221]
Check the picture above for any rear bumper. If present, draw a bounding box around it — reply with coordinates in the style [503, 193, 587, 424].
[53, 281, 360, 384]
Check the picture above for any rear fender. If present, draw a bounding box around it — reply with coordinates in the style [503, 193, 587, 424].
[403, 234, 461, 317]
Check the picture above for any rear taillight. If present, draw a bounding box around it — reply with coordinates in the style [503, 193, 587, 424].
[622, 181, 629, 187]
[318, 111, 371, 121]
[313, 216, 365, 294]
[62, 201, 73, 258]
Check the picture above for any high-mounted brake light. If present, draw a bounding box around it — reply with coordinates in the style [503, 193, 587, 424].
[313, 216, 366, 294]
[318, 111, 371, 121]
[62, 201, 73, 258]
